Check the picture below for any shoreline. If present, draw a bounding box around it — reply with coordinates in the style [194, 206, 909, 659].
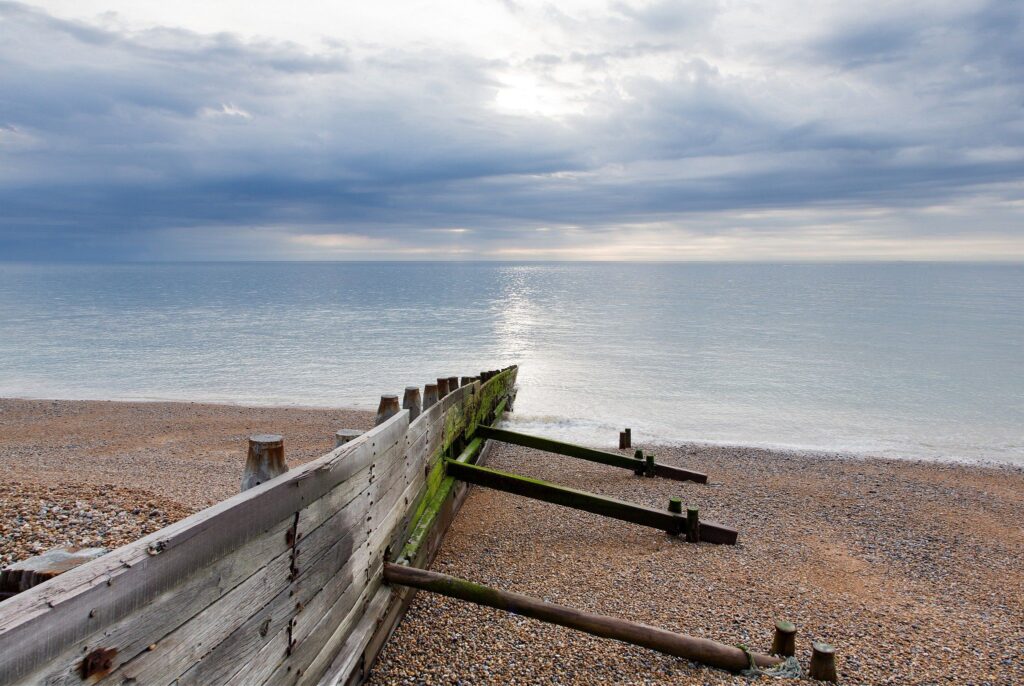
[4, 395, 1020, 468]
[2, 398, 1022, 684]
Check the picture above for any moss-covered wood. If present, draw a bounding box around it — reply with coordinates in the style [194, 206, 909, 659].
[475, 426, 708, 483]
[382, 563, 782, 672]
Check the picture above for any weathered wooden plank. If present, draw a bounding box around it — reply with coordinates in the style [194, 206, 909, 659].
[446, 460, 737, 544]
[267, 473, 426, 685]
[176, 427, 424, 686]
[23, 518, 294, 686]
[99, 551, 294, 685]
[475, 426, 708, 483]
[0, 412, 408, 684]
[313, 585, 392, 686]
[221, 627, 291, 686]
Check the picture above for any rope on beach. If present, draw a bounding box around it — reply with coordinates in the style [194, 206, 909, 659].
[737, 645, 803, 679]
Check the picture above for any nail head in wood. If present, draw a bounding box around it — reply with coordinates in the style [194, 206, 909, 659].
[809, 641, 837, 682]
[771, 620, 796, 657]
[375, 394, 401, 426]
[241, 434, 287, 492]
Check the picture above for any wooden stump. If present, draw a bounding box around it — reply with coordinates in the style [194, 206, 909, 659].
[771, 620, 796, 657]
[447, 376, 459, 393]
[645, 452, 655, 477]
[335, 429, 363, 447]
[423, 383, 440, 409]
[402, 386, 422, 421]
[241, 434, 286, 492]
[375, 394, 401, 425]
[437, 377, 450, 397]
[668, 497, 683, 514]
[809, 642, 838, 682]
[460, 376, 473, 387]
[686, 507, 700, 543]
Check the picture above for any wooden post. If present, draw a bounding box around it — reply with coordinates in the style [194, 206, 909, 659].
[668, 497, 683, 514]
[446, 460, 736, 543]
[625, 427, 631, 447]
[423, 383, 439, 409]
[447, 376, 459, 392]
[241, 434, 287, 491]
[771, 620, 796, 657]
[375, 394, 400, 426]
[382, 563, 781, 672]
[686, 507, 700, 543]
[461, 376, 473, 387]
[477, 426, 707, 483]
[809, 642, 838, 682]
[619, 431, 628, 450]
[633, 449, 645, 475]
[402, 386, 422, 421]
[334, 429, 363, 447]
[437, 377, 450, 397]
[645, 452, 655, 477]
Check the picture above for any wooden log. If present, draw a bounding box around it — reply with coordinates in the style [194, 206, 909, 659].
[810, 642, 838, 682]
[668, 497, 683, 514]
[241, 434, 286, 492]
[771, 620, 796, 657]
[402, 387, 422, 421]
[382, 563, 780, 672]
[375, 394, 401, 426]
[423, 383, 439, 410]
[436, 378, 450, 397]
[686, 507, 700, 543]
[476, 426, 707, 483]
[334, 429, 363, 448]
[443, 460, 738, 541]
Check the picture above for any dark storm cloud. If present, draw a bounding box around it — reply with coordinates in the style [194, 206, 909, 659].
[0, 0, 1022, 259]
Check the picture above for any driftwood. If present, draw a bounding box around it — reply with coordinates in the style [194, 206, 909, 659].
[382, 563, 782, 672]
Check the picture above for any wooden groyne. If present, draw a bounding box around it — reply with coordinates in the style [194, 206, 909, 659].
[0, 365, 831, 683]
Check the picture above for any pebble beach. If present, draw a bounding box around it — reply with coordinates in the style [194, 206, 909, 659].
[2, 398, 1022, 684]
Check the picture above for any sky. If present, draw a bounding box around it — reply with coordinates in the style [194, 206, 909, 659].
[1, 0, 1022, 261]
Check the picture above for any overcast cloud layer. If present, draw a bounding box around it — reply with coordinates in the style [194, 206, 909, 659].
[1, 0, 1022, 260]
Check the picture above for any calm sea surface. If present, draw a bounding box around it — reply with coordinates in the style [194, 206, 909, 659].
[0, 262, 1021, 463]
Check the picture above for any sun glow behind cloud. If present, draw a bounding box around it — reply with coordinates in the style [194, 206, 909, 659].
[1, 0, 1023, 261]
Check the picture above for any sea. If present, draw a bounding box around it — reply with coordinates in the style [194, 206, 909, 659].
[0, 262, 1021, 464]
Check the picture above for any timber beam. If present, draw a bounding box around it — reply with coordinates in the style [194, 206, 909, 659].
[475, 425, 707, 483]
[444, 460, 737, 544]
[383, 563, 777, 672]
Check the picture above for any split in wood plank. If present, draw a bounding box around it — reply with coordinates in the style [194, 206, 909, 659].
[382, 563, 778, 672]
[444, 460, 737, 544]
[475, 425, 707, 483]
